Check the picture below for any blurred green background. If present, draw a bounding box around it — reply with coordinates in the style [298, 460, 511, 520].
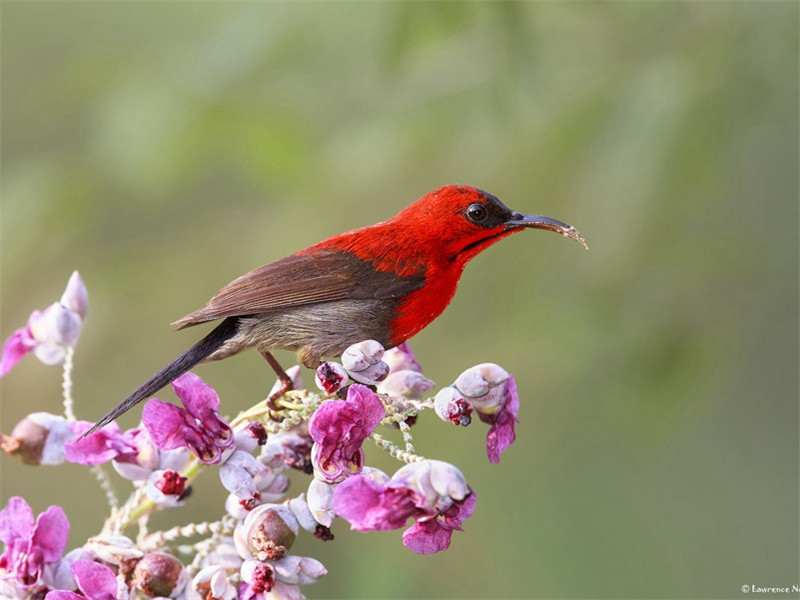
[1, 2, 797, 599]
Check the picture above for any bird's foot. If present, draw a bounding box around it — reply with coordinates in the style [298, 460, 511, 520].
[261, 350, 295, 414]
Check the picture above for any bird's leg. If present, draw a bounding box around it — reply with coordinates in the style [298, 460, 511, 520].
[261, 350, 294, 411]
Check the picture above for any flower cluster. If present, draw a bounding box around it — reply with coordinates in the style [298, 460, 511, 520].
[1, 272, 525, 599]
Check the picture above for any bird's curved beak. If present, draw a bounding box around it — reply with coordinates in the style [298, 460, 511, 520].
[505, 212, 588, 249]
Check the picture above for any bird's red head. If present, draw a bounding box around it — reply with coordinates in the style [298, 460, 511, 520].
[389, 184, 587, 268]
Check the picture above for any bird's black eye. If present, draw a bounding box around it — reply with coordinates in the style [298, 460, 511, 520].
[467, 203, 489, 223]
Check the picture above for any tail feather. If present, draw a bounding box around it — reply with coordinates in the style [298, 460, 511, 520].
[82, 317, 239, 438]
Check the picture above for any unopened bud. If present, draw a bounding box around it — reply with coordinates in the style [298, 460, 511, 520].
[454, 363, 511, 414]
[273, 555, 327, 585]
[392, 459, 470, 510]
[234, 422, 268, 453]
[341, 340, 384, 372]
[348, 360, 389, 385]
[378, 369, 434, 400]
[132, 552, 187, 597]
[234, 504, 299, 562]
[286, 495, 317, 533]
[433, 387, 473, 427]
[427, 460, 471, 502]
[31, 303, 82, 349]
[306, 478, 335, 527]
[85, 535, 144, 571]
[315, 361, 348, 393]
[191, 565, 237, 600]
[1, 412, 71, 465]
[60, 271, 88, 320]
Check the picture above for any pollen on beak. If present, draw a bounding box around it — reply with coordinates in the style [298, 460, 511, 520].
[506, 212, 588, 249]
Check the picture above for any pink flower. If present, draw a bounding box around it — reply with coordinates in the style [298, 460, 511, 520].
[64, 422, 136, 466]
[143, 372, 233, 464]
[45, 560, 124, 600]
[333, 460, 476, 554]
[308, 384, 385, 483]
[1, 272, 87, 377]
[0, 497, 69, 588]
[451, 364, 521, 463]
[65, 424, 189, 484]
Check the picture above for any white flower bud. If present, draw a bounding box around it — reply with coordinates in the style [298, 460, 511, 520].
[189, 565, 237, 600]
[306, 479, 336, 527]
[219, 450, 262, 498]
[391, 460, 470, 513]
[30, 303, 82, 348]
[341, 340, 384, 372]
[378, 369, 434, 400]
[1, 412, 71, 465]
[85, 534, 144, 567]
[286, 494, 318, 533]
[454, 363, 511, 414]
[273, 555, 327, 585]
[60, 271, 88, 320]
[347, 360, 389, 385]
[428, 460, 471, 502]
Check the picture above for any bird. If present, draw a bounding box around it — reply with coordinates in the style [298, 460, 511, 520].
[84, 184, 586, 436]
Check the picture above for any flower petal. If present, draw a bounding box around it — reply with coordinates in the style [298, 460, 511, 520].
[64, 422, 130, 466]
[171, 372, 220, 416]
[485, 376, 520, 464]
[172, 372, 232, 447]
[332, 474, 418, 532]
[444, 491, 477, 530]
[60, 271, 88, 320]
[142, 399, 189, 451]
[0, 328, 34, 377]
[402, 519, 453, 554]
[32, 505, 70, 562]
[0, 496, 34, 546]
[71, 560, 118, 600]
[45, 592, 83, 600]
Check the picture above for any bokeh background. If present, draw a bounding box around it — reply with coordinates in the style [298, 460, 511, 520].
[1, 3, 797, 599]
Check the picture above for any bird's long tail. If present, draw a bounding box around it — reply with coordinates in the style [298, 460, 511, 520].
[82, 317, 240, 438]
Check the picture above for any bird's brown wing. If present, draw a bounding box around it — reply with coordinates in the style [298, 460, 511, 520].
[173, 249, 425, 329]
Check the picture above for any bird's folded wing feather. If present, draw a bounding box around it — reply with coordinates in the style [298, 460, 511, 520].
[172, 250, 425, 328]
